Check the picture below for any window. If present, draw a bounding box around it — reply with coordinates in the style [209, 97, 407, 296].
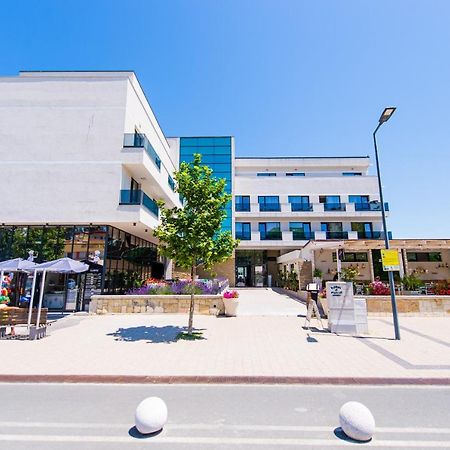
[289, 222, 312, 240]
[235, 195, 250, 212]
[288, 196, 311, 211]
[349, 195, 371, 211]
[321, 222, 347, 239]
[235, 222, 251, 240]
[333, 252, 368, 262]
[259, 222, 282, 240]
[406, 252, 442, 262]
[351, 222, 374, 238]
[343, 172, 362, 176]
[258, 196, 280, 212]
[257, 173, 276, 177]
[320, 196, 344, 211]
[286, 172, 305, 177]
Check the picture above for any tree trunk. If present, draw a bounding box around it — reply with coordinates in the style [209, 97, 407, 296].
[187, 264, 196, 334]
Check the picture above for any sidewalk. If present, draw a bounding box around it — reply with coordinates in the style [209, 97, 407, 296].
[1, 312, 449, 383]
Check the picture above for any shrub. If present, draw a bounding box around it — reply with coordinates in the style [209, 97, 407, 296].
[401, 274, 422, 291]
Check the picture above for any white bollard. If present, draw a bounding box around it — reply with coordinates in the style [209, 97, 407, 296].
[339, 401, 375, 441]
[135, 397, 168, 434]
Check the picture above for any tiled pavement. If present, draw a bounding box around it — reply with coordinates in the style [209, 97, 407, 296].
[1, 310, 449, 383]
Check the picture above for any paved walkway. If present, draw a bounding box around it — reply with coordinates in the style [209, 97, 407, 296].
[1, 312, 449, 381]
[235, 288, 306, 316]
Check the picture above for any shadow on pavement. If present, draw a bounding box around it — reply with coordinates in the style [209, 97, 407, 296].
[128, 426, 163, 439]
[333, 427, 371, 444]
[107, 325, 185, 343]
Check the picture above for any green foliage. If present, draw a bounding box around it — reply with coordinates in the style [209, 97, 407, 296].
[340, 266, 360, 282]
[277, 270, 299, 291]
[402, 273, 422, 291]
[154, 153, 238, 271]
[313, 268, 323, 278]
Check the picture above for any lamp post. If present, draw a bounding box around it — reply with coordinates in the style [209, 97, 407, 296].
[373, 107, 400, 340]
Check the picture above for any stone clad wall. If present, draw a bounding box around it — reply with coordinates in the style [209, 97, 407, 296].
[365, 296, 450, 316]
[90, 295, 225, 315]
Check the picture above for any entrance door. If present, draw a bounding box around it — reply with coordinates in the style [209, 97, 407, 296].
[371, 249, 388, 281]
[236, 265, 251, 287]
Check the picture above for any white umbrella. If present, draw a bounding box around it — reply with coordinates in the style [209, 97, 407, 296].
[32, 258, 89, 328]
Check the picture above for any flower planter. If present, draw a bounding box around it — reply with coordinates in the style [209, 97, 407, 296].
[223, 298, 239, 317]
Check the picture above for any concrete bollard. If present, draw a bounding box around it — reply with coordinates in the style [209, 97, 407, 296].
[339, 401, 375, 441]
[135, 397, 168, 434]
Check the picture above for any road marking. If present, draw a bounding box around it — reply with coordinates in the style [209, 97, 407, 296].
[1, 421, 450, 434]
[0, 434, 450, 447]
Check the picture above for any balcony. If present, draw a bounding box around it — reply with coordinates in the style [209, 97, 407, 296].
[235, 203, 251, 212]
[235, 231, 251, 240]
[123, 133, 161, 171]
[260, 231, 282, 240]
[290, 203, 313, 212]
[168, 175, 176, 191]
[324, 231, 348, 239]
[354, 202, 390, 212]
[357, 231, 393, 240]
[259, 204, 281, 212]
[119, 189, 159, 218]
[292, 230, 314, 240]
[323, 203, 346, 211]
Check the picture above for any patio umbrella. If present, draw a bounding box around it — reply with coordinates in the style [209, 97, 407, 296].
[32, 258, 89, 327]
[0, 258, 38, 329]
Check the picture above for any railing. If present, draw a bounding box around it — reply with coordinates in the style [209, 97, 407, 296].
[325, 231, 348, 239]
[324, 203, 346, 211]
[354, 202, 390, 212]
[292, 230, 314, 240]
[168, 175, 175, 191]
[357, 231, 392, 240]
[235, 231, 251, 240]
[119, 189, 159, 218]
[259, 204, 281, 212]
[123, 133, 161, 171]
[260, 231, 282, 240]
[235, 203, 251, 212]
[290, 203, 313, 212]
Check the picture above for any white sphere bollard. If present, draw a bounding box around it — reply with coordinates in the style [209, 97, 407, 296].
[339, 401, 375, 441]
[135, 397, 168, 434]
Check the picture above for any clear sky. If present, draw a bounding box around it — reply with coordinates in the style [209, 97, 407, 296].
[1, 0, 449, 238]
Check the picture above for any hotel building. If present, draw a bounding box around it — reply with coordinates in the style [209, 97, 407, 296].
[0, 71, 448, 308]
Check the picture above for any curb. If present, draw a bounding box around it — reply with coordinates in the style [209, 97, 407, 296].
[0, 375, 449, 385]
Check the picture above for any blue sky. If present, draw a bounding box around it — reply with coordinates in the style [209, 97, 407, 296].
[1, 0, 449, 238]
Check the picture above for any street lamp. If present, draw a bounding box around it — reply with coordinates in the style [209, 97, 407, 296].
[373, 107, 400, 340]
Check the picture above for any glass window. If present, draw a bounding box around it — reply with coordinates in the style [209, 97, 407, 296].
[407, 252, 442, 262]
[235, 222, 251, 240]
[343, 172, 362, 176]
[286, 173, 305, 176]
[257, 173, 276, 177]
[235, 195, 250, 211]
[258, 196, 280, 211]
[259, 222, 281, 240]
[321, 222, 343, 232]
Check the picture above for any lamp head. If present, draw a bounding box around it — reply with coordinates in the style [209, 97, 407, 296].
[379, 107, 396, 123]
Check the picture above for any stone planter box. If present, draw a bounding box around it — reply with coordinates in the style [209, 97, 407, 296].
[89, 294, 225, 316]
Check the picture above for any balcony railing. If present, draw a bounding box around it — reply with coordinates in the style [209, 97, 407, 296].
[235, 203, 251, 212]
[292, 230, 314, 240]
[324, 203, 346, 211]
[357, 231, 392, 240]
[260, 231, 282, 240]
[259, 204, 281, 212]
[168, 175, 175, 191]
[119, 189, 159, 218]
[325, 231, 348, 239]
[123, 133, 161, 170]
[354, 202, 390, 212]
[235, 231, 251, 240]
[290, 203, 313, 212]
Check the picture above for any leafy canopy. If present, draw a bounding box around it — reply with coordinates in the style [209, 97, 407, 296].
[154, 154, 238, 270]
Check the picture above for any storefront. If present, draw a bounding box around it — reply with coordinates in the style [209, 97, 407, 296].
[0, 224, 161, 310]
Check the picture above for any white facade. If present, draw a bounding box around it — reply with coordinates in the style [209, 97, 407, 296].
[0, 71, 181, 242]
[234, 156, 388, 251]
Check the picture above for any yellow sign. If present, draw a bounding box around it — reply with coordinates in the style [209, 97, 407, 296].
[381, 249, 400, 271]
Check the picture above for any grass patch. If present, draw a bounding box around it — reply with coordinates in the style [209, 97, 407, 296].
[176, 331, 205, 341]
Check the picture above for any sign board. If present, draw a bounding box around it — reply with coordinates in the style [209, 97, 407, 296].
[381, 249, 400, 271]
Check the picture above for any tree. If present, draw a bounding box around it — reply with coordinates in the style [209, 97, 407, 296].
[154, 154, 238, 335]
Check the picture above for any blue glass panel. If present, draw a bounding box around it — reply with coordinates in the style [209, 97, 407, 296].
[180, 137, 198, 146]
[212, 137, 232, 146]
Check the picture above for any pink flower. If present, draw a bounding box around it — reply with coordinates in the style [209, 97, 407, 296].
[224, 290, 239, 299]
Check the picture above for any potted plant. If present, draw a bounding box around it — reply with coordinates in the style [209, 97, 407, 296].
[313, 268, 323, 286]
[223, 290, 239, 316]
[401, 274, 422, 295]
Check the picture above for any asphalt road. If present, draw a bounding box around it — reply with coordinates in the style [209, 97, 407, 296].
[1, 383, 450, 449]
